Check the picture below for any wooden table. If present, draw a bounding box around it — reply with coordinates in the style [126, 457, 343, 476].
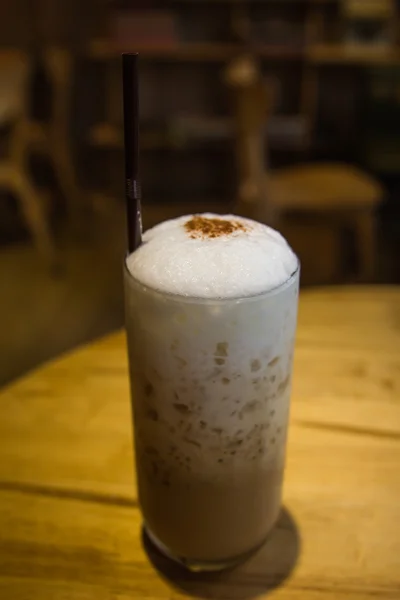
[0, 287, 399, 599]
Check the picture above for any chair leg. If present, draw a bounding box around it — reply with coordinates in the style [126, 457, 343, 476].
[13, 170, 57, 265]
[355, 210, 376, 282]
[52, 145, 83, 224]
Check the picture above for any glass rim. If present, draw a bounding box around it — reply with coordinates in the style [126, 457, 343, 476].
[124, 255, 300, 306]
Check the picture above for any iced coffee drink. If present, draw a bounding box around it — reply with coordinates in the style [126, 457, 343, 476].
[125, 213, 299, 571]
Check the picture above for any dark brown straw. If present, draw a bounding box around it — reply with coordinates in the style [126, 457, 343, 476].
[122, 53, 142, 253]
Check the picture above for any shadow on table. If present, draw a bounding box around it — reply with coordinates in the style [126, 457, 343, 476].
[142, 507, 300, 600]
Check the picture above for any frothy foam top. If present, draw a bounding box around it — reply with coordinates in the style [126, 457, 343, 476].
[126, 213, 297, 299]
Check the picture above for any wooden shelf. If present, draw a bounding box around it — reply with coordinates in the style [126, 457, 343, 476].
[90, 39, 400, 65]
[88, 39, 305, 62]
[88, 122, 229, 151]
[256, 45, 304, 60]
[342, 0, 393, 20]
[88, 116, 309, 152]
[168, 0, 336, 3]
[307, 44, 400, 65]
[88, 40, 237, 61]
[86, 0, 398, 208]
[91, 40, 400, 66]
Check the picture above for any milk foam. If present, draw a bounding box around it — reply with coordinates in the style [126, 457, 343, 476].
[126, 213, 297, 299]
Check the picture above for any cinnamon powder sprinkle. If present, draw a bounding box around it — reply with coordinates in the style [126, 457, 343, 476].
[184, 216, 247, 239]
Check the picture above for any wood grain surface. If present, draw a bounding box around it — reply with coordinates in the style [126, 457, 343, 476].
[0, 287, 399, 599]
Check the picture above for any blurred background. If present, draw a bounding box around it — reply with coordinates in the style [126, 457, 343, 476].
[1, 0, 400, 386]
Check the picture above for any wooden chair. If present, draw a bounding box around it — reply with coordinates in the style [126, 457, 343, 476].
[224, 53, 384, 281]
[0, 50, 56, 264]
[26, 46, 83, 223]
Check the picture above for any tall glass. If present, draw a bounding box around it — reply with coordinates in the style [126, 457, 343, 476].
[124, 261, 299, 572]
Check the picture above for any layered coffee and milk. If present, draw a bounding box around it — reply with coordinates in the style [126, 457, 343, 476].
[125, 213, 299, 568]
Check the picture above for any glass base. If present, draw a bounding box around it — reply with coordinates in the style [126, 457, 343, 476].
[144, 525, 266, 573]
